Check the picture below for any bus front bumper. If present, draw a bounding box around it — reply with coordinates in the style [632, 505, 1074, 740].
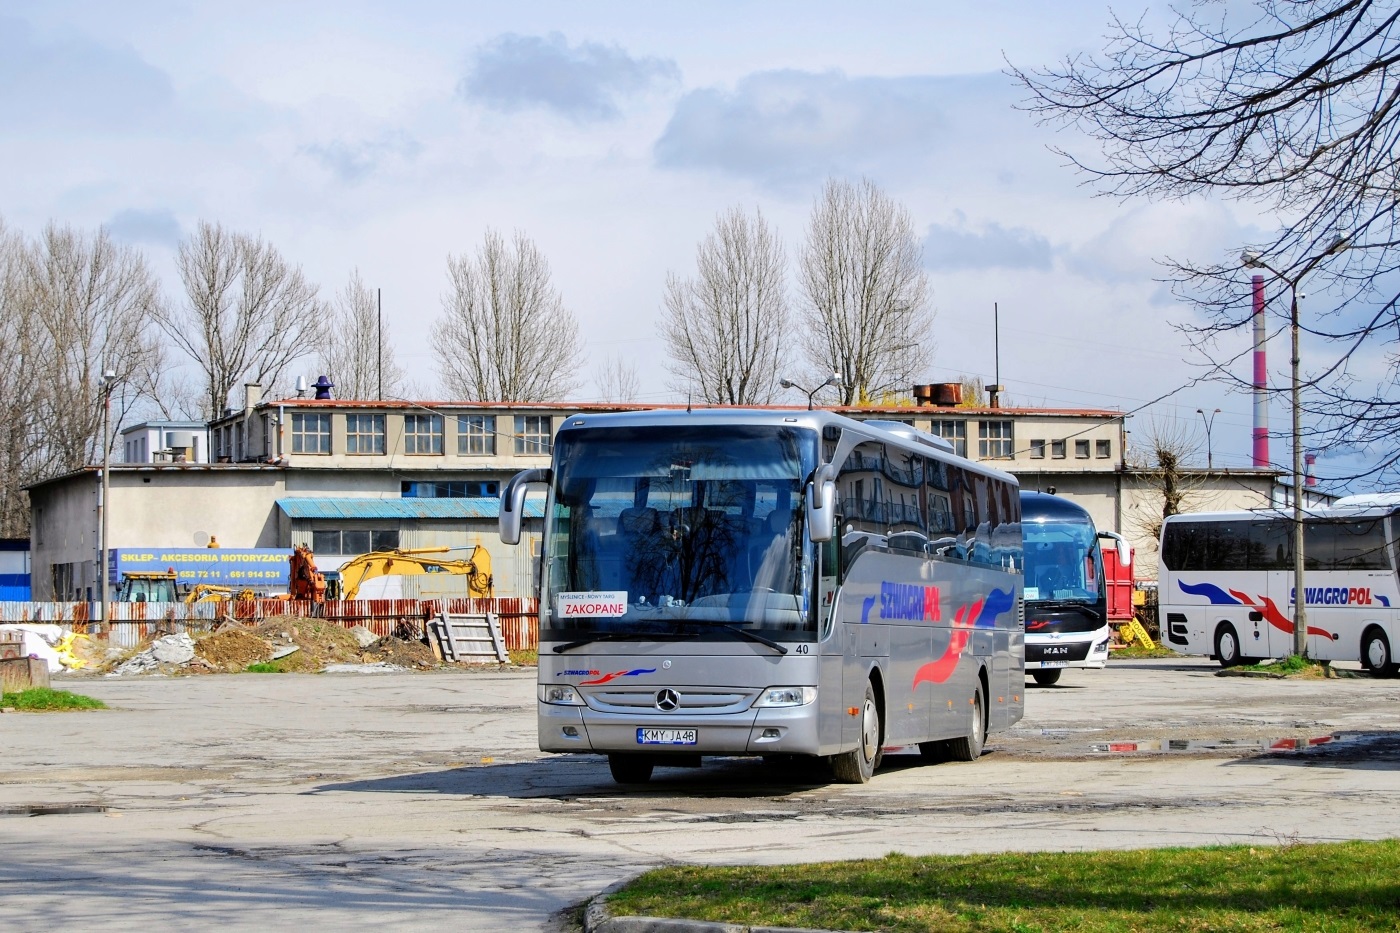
[538, 702, 822, 756]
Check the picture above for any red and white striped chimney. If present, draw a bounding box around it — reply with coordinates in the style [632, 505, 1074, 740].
[1304, 452, 1317, 487]
[1252, 274, 1269, 468]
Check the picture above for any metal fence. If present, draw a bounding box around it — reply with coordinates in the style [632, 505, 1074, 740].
[0, 598, 540, 652]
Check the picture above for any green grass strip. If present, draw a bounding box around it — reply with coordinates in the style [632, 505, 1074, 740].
[244, 661, 289, 673]
[607, 841, 1400, 932]
[1, 687, 107, 710]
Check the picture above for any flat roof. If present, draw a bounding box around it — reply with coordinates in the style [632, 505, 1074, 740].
[276, 497, 545, 520]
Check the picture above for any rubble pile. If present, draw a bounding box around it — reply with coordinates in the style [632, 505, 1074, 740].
[111, 634, 198, 675]
[195, 628, 275, 672]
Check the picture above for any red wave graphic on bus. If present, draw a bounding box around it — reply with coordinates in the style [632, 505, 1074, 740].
[580, 668, 657, 685]
[1226, 589, 1333, 640]
[911, 588, 1016, 688]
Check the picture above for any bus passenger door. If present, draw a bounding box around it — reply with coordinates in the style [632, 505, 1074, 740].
[1265, 571, 1295, 659]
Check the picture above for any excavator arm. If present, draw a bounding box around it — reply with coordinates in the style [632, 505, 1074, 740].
[338, 546, 493, 600]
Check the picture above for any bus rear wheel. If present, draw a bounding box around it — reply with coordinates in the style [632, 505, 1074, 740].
[608, 754, 654, 785]
[831, 682, 881, 784]
[1214, 623, 1245, 668]
[1032, 669, 1062, 686]
[1362, 627, 1398, 678]
[947, 684, 986, 762]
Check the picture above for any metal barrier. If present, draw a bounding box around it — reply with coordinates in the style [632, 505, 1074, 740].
[0, 598, 540, 652]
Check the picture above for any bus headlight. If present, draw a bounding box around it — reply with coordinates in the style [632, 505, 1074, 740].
[539, 684, 584, 705]
[753, 686, 817, 707]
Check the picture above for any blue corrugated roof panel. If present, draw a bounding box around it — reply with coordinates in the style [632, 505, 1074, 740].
[275, 497, 544, 520]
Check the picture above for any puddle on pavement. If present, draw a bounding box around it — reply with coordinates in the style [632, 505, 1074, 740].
[1087, 733, 1370, 755]
[0, 804, 110, 818]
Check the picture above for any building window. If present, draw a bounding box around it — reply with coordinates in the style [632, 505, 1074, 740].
[291, 413, 331, 454]
[1029, 439, 1045, 459]
[1051, 439, 1066, 459]
[345, 414, 386, 455]
[929, 420, 967, 458]
[310, 528, 399, 555]
[458, 415, 496, 456]
[1075, 439, 1091, 459]
[977, 420, 1013, 459]
[1096, 439, 1112, 459]
[515, 415, 552, 454]
[404, 414, 444, 455]
[402, 480, 500, 498]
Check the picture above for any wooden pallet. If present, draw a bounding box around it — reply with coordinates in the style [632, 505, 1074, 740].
[428, 611, 509, 663]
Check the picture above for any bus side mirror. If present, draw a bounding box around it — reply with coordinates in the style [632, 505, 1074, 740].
[499, 468, 552, 545]
[806, 465, 837, 543]
[1098, 531, 1133, 568]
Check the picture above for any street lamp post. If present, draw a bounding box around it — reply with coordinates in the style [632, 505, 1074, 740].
[1196, 408, 1221, 469]
[780, 373, 841, 410]
[97, 370, 116, 635]
[1241, 239, 1347, 659]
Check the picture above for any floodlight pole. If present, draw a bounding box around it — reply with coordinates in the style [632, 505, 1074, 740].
[1241, 240, 1346, 659]
[97, 371, 116, 634]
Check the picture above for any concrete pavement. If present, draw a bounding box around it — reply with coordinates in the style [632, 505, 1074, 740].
[2, 659, 1397, 929]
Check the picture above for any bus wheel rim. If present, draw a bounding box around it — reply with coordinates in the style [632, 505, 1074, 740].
[861, 699, 878, 761]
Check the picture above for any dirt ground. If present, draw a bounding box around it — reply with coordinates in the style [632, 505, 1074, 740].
[194, 628, 274, 672]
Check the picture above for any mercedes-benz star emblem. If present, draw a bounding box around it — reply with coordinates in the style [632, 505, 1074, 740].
[655, 688, 679, 712]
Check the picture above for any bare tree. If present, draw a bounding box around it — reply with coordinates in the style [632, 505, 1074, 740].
[1125, 419, 1208, 550]
[27, 223, 164, 472]
[433, 229, 581, 401]
[159, 221, 326, 417]
[661, 206, 790, 404]
[593, 354, 641, 403]
[797, 178, 933, 405]
[0, 218, 38, 536]
[1012, 1, 1400, 483]
[315, 269, 406, 400]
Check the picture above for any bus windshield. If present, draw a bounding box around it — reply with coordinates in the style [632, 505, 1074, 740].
[1023, 518, 1101, 604]
[545, 424, 818, 639]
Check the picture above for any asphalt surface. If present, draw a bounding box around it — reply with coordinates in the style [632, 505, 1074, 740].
[3, 657, 1399, 930]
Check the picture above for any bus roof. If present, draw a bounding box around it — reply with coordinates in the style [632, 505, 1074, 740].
[1163, 502, 1400, 524]
[553, 408, 1019, 486]
[1020, 490, 1094, 524]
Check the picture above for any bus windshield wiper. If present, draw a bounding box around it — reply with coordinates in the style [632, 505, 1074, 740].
[551, 632, 638, 654]
[1026, 598, 1103, 619]
[684, 622, 789, 655]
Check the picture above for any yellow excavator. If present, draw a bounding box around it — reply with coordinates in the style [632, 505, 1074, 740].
[183, 584, 257, 604]
[333, 546, 493, 600]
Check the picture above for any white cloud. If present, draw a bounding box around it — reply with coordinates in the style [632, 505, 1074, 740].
[460, 33, 679, 122]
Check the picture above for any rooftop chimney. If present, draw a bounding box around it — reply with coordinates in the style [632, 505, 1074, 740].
[244, 383, 263, 410]
[313, 375, 334, 400]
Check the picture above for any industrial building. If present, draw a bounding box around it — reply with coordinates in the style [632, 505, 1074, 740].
[26, 383, 1306, 602]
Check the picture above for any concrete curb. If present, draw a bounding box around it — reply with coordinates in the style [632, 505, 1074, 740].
[583, 883, 844, 933]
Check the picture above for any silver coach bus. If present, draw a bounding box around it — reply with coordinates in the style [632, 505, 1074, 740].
[499, 409, 1025, 784]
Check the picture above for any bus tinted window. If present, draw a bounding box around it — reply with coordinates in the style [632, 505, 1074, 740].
[1305, 519, 1391, 570]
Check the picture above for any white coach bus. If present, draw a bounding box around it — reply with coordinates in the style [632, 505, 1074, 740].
[500, 409, 1025, 785]
[1159, 497, 1400, 676]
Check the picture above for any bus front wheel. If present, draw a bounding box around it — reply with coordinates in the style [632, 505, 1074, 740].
[1214, 623, 1245, 668]
[1032, 669, 1062, 686]
[947, 684, 986, 762]
[1362, 627, 1398, 678]
[831, 682, 881, 784]
[608, 754, 654, 785]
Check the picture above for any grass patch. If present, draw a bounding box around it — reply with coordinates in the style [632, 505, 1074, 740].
[606, 841, 1400, 932]
[244, 660, 292, 673]
[508, 648, 538, 666]
[1, 687, 107, 711]
[1241, 655, 1328, 677]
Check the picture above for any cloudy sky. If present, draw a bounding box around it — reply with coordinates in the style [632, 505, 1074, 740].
[2, 1, 1318, 477]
